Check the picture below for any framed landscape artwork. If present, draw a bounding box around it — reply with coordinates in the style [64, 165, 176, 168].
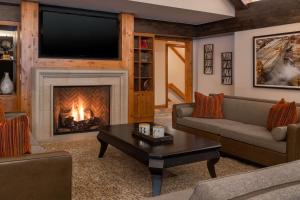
[253, 31, 300, 89]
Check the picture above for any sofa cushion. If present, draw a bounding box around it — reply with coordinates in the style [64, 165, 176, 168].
[219, 124, 286, 153]
[271, 126, 287, 141]
[223, 97, 273, 127]
[192, 92, 224, 119]
[230, 181, 300, 200]
[189, 159, 300, 200]
[177, 106, 194, 118]
[177, 117, 244, 135]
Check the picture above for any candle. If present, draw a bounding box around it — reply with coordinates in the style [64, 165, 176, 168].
[153, 125, 165, 138]
[139, 123, 150, 135]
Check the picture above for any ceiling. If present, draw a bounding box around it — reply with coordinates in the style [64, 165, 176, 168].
[2, 0, 236, 25]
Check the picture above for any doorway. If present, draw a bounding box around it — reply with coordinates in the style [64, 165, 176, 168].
[154, 37, 193, 112]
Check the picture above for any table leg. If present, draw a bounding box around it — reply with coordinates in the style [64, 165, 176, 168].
[207, 153, 220, 178]
[149, 168, 163, 196]
[98, 140, 108, 158]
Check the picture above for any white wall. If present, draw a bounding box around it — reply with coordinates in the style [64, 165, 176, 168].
[234, 22, 300, 102]
[154, 40, 166, 106]
[194, 34, 234, 95]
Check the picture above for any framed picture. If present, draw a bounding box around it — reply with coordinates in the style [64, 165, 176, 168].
[253, 31, 300, 89]
[221, 52, 232, 85]
[204, 44, 213, 74]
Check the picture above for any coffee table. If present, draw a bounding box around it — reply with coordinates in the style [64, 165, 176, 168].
[97, 124, 221, 196]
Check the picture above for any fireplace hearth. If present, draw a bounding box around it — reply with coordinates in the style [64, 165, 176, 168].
[53, 86, 110, 135]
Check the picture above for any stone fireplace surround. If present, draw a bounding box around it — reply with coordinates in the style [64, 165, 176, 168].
[32, 68, 128, 141]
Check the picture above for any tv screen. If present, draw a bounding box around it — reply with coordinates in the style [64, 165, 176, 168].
[39, 6, 120, 59]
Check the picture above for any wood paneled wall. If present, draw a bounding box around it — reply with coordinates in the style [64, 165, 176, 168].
[20, 1, 134, 122]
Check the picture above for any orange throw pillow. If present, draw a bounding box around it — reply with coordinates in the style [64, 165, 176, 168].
[267, 99, 298, 131]
[0, 102, 31, 157]
[192, 92, 224, 119]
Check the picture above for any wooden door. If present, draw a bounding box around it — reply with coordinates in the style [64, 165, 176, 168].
[134, 91, 154, 122]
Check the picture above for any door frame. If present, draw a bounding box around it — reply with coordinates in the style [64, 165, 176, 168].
[155, 36, 193, 107]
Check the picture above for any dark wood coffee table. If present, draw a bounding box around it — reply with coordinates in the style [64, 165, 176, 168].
[97, 124, 221, 196]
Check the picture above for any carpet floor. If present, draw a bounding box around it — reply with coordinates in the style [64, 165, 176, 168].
[42, 137, 257, 200]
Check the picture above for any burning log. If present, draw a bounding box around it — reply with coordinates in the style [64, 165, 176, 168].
[56, 108, 103, 134]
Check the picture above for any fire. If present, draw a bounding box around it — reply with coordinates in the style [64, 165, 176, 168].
[71, 100, 85, 121]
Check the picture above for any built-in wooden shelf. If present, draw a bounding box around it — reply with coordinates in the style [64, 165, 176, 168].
[134, 33, 155, 123]
[0, 20, 20, 112]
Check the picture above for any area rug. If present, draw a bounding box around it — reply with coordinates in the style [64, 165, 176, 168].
[42, 138, 257, 200]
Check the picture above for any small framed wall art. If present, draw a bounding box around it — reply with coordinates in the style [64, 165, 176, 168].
[204, 44, 214, 74]
[221, 52, 233, 85]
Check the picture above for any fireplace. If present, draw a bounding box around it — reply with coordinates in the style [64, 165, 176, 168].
[53, 86, 110, 135]
[32, 68, 128, 141]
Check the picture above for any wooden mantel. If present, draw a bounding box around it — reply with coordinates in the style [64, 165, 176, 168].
[20, 0, 134, 122]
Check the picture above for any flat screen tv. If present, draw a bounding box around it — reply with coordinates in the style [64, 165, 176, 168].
[39, 6, 120, 59]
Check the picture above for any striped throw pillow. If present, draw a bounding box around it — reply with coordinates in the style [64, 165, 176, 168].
[192, 92, 224, 119]
[0, 105, 31, 157]
[267, 99, 298, 131]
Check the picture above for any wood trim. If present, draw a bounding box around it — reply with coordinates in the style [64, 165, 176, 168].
[168, 83, 185, 100]
[165, 42, 169, 107]
[169, 46, 185, 63]
[184, 40, 193, 103]
[0, 20, 19, 26]
[121, 13, 135, 123]
[20, 1, 37, 113]
[161, 37, 193, 105]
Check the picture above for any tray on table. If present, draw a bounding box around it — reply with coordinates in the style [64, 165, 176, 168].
[132, 130, 173, 145]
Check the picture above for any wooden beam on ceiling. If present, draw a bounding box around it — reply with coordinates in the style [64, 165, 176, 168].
[195, 0, 300, 37]
[229, 0, 248, 10]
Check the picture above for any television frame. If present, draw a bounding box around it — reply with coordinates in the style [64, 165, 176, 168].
[38, 5, 121, 60]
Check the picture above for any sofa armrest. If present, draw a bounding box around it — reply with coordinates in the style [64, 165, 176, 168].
[0, 151, 72, 200]
[287, 123, 300, 161]
[172, 103, 194, 129]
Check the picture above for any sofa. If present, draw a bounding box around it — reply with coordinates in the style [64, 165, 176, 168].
[172, 95, 300, 166]
[0, 113, 72, 200]
[147, 159, 300, 200]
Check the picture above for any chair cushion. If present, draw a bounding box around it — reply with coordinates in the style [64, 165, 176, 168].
[192, 92, 224, 119]
[219, 124, 286, 153]
[267, 99, 298, 131]
[271, 126, 287, 141]
[189, 160, 300, 200]
[177, 117, 244, 135]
